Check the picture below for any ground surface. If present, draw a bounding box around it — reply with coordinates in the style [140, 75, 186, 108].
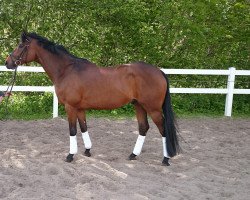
[0, 117, 249, 200]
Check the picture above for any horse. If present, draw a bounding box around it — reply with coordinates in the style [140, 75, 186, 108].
[5, 31, 180, 166]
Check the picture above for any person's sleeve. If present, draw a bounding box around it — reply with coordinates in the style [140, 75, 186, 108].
[0, 91, 5, 97]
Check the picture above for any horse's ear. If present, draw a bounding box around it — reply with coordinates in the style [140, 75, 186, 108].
[21, 30, 28, 42]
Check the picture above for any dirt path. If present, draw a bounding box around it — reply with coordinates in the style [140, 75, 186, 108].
[0, 117, 249, 200]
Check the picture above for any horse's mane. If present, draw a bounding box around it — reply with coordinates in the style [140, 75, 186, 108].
[22, 32, 89, 62]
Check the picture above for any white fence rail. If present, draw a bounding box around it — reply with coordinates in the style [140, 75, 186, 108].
[0, 66, 249, 117]
[0, 66, 58, 118]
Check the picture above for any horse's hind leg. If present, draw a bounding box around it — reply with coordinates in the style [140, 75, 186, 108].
[148, 110, 170, 166]
[77, 110, 92, 157]
[129, 102, 149, 160]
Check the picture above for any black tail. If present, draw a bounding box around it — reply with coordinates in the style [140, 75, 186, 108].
[161, 72, 180, 157]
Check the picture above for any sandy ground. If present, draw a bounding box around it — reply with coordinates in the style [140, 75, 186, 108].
[0, 117, 249, 200]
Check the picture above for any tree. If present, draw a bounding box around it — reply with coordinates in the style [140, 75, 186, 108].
[0, 0, 249, 118]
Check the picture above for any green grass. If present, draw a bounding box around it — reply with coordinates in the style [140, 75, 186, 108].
[0, 93, 249, 120]
[1, 109, 249, 121]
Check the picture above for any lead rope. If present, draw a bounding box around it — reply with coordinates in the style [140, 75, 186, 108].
[3, 68, 18, 119]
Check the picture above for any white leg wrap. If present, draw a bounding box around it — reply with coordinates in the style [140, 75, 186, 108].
[162, 137, 170, 158]
[70, 136, 78, 154]
[133, 135, 145, 156]
[82, 131, 92, 149]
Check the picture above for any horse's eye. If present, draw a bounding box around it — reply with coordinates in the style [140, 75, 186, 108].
[19, 43, 24, 48]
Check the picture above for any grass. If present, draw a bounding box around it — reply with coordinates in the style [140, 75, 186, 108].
[0, 94, 249, 120]
[1, 108, 249, 121]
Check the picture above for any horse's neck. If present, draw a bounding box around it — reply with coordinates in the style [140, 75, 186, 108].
[35, 47, 72, 84]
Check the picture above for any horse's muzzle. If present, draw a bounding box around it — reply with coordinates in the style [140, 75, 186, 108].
[5, 61, 17, 70]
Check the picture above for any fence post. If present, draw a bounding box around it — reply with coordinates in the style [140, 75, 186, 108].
[224, 67, 236, 117]
[53, 89, 59, 118]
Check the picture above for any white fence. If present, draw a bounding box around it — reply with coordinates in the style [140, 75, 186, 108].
[0, 66, 250, 117]
[0, 66, 58, 118]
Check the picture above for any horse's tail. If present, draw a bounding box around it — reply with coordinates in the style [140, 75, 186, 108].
[161, 71, 180, 157]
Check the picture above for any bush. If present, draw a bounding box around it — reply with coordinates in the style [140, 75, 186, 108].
[0, 0, 249, 119]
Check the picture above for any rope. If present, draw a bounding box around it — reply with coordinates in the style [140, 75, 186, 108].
[2, 68, 18, 119]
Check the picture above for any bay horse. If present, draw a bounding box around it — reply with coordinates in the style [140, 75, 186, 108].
[5, 32, 180, 166]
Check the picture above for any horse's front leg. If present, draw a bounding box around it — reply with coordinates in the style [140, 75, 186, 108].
[77, 109, 92, 157]
[65, 105, 78, 162]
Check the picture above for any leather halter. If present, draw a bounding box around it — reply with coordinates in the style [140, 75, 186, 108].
[9, 39, 31, 67]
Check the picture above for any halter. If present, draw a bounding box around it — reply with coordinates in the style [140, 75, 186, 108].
[9, 39, 31, 67]
[2, 39, 30, 119]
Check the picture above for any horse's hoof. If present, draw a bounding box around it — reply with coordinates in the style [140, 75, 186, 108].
[128, 153, 137, 160]
[66, 154, 74, 162]
[84, 149, 91, 157]
[162, 157, 170, 166]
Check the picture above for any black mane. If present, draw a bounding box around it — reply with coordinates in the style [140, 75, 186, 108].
[22, 32, 89, 62]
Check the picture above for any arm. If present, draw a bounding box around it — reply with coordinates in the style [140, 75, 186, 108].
[0, 91, 11, 103]
[0, 96, 3, 103]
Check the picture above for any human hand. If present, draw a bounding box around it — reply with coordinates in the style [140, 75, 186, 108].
[0, 96, 4, 103]
[0, 91, 11, 98]
[5, 92, 11, 97]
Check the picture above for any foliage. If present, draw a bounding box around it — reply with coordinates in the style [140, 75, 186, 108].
[0, 0, 249, 119]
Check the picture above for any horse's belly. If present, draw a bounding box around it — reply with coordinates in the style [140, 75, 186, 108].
[84, 92, 131, 110]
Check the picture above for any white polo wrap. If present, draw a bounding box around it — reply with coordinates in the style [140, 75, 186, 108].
[82, 131, 92, 149]
[162, 137, 170, 158]
[133, 135, 145, 156]
[70, 135, 78, 154]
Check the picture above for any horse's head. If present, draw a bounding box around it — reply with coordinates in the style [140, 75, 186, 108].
[5, 31, 36, 69]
